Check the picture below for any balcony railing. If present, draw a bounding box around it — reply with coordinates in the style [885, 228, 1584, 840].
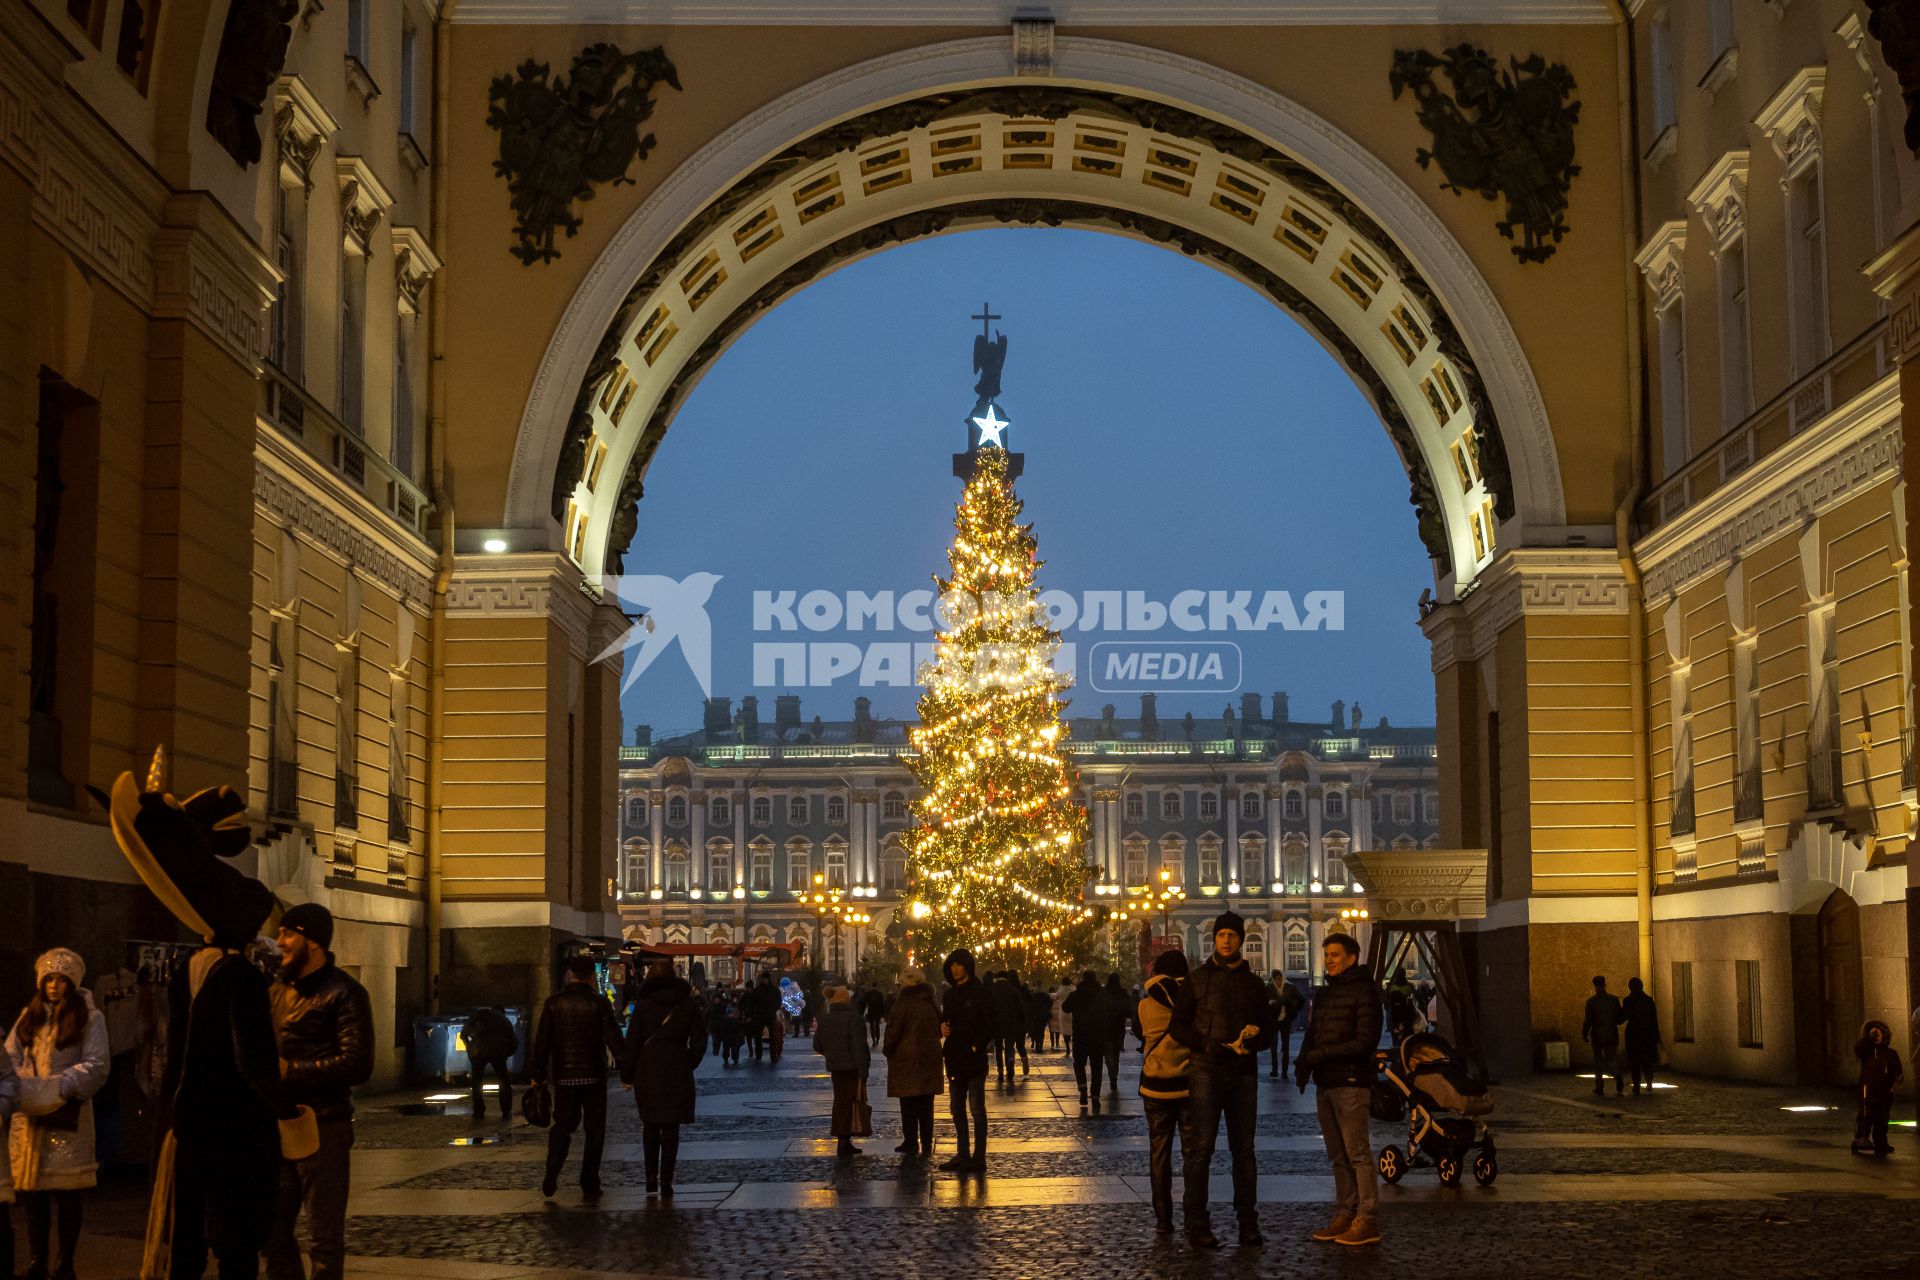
[260, 362, 432, 543]
[1807, 745, 1843, 811]
[1732, 765, 1763, 826]
[1669, 783, 1695, 839]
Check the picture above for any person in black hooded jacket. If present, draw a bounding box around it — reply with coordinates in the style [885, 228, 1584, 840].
[939, 948, 993, 1172]
[621, 960, 707, 1196]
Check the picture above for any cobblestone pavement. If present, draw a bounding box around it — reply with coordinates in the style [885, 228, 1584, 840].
[74, 1039, 1920, 1278]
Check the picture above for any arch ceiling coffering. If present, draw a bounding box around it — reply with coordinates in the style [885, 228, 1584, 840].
[505, 39, 1563, 595]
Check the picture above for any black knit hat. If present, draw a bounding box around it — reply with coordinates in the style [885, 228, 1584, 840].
[1211, 910, 1245, 940]
[281, 902, 335, 950]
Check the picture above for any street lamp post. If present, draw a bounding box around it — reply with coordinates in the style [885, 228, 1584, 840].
[807, 872, 871, 978]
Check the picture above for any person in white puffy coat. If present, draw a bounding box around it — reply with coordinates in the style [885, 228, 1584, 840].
[5, 947, 110, 1280]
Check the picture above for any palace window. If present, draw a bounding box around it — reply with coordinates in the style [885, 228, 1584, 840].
[882, 791, 906, 820]
[824, 837, 848, 888]
[1655, 295, 1688, 475]
[666, 794, 687, 826]
[1198, 791, 1219, 822]
[1323, 787, 1346, 820]
[1284, 923, 1309, 975]
[1282, 835, 1308, 885]
[749, 838, 773, 892]
[626, 794, 648, 827]
[707, 838, 733, 891]
[1159, 834, 1187, 881]
[1123, 835, 1149, 887]
[1239, 834, 1265, 884]
[1323, 834, 1349, 885]
[1124, 791, 1145, 822]
[1717, 238, 1752, 427]
[1240, 790, 1262, 820]
[786, 839, 811, 892]
[826, 794, 847, 824]
[788, 794, 807, 824]
[664, 843, 688, 893]
[1424, 790, 1440, 823]
[1242, 927, 1265, 972]
[1198, 835, 1222, 886]
[338, 251, 367, 432]
[623, 838, 649, 892]
[751, 794, 771, 826]
[882, 843, 907, 893]
[709, 794, 731, 827]
[1735, 959, 1763, 1047]
[1786, 167, 1828, 380]
[1282, 787, 1304, 821]
[1161, 790, 1182, 820]
[1393, 791, 1413, 823]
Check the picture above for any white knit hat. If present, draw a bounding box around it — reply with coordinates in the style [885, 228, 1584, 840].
[35, 947, 85, 989]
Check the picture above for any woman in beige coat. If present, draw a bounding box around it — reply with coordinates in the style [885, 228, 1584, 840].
[6, 947, 110, 1280]
[881, 970, 944, 1158]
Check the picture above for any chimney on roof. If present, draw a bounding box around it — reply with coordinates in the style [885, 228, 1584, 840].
[704, 696, 732, 736]
[633, 724, 651, 747]
[1139, 693, 1158, 740]
[1351, 701, 1363, 731]
[738, 695, 760, 742]
[1099, 704, 1117, 739]
[853, 696, 874, 744]
[1273, 691, 1288, 723]
[775, 695, 802, 735]
[1241, 692, 1263, 726]
[1331, 699, 1345, 730]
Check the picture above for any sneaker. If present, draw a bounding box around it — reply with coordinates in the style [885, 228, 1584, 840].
[1310, 1215, 1353, 1242]
[1335, 1219, 1380, 1247]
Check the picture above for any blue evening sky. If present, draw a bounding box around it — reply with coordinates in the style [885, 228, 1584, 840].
[615, 228, 1434, 742]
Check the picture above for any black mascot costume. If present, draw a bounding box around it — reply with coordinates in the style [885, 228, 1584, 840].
[95, 747, 294, 1280]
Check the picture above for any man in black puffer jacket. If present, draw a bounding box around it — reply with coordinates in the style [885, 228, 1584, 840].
[532, 956, 626, 1198]
[1294, 931, 1383, 1248]
[1170, 910, 1276, 1250]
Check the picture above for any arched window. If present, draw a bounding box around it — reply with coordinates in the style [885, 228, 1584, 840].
[751, 794, 772, 826]
[707, 924, 736, 984]
[824, 835, 849, 888]
[1161, 790, 1183, 820]
[1240, 789, 1263, 820]
[1123, 791, 1144, 822]
[1243, 926, 1266, 972]
[1323, 833, 1350, 885]
[1239, 833, 1266, 885]
[749, 837, 774, 891]
[881, 836, 907, 893]
[1282, 833, 1309, 886]
[664, 841, 689, 892]
[666, 793, 687, 826]
[1424, 789, 1440, 823]
[1393, 790, 1414, 823]
[1323, 786, 1347, 820]
[785, 838, 812, 892]
[788, 793, 808, 824]
[1198, 834, 1223, 885]
[882, 791, 906, 820]
[826, 793, 847, 824]
[1284, 922, 1310, 974]
[1159, 834, 1187, 882]
[623, 837, 649, 892]
[1123, 834, 1149, 886]
[750, 924, 775, 945]
[625, 794, 648, 826]
[709, 793, 731, 826]
[1282, 786, 1305, 821]
[1197, 791, 1219, 822]
[707, 837, 733, 891]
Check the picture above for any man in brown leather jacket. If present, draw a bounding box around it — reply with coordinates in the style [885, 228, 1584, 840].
[267, 902, 374, 1280]
[532, 956, 625, 1197]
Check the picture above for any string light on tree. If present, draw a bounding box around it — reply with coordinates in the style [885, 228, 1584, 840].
[907, 309, 1092, 973]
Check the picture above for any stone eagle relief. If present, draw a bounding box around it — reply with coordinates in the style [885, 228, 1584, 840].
[1390, 45, 1580, 264]
[486, 43, 681, 265]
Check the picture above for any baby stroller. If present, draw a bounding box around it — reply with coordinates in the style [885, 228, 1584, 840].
[1373, 1031, 1497, 1186]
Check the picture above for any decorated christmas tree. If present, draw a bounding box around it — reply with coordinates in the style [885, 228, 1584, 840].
[905, 444, 1093, 972]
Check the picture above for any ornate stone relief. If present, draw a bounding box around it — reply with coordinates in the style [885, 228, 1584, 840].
[1754, 68, 1825, 180]
[486, 44, 682, 265]
[1634, 221, 1687, 309]
[390, 226, 442, 316]
[273, 75, 338, 192]
[1389, 44, 1581, 263]
[1685, 151, 1749, 254]
[335, 156, 392, 255]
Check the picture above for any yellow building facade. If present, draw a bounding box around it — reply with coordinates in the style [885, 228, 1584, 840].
[2, 0, 1915, 1086]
